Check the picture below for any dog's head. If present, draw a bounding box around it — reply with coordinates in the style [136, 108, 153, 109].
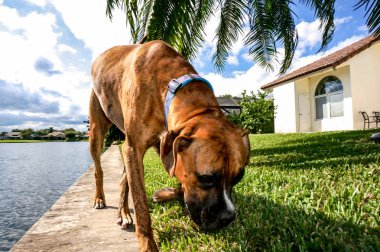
[160, 117, 250, 231]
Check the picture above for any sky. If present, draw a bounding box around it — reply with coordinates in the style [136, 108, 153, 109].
[0, 0, 370, 132]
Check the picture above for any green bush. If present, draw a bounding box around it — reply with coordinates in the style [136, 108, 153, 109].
[239, 90, 275, 134]
[226, 112, 242, 127]
[65, 131, 77, 140]
[104, 124, 125, 147]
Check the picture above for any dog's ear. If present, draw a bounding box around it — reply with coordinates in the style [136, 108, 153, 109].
[160, 130, 178, 176]
[160, 130, 193, 177]
[241, 129, 250, 166]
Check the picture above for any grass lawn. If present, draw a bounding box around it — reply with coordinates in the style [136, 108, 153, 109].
[142, 130, 380, 251]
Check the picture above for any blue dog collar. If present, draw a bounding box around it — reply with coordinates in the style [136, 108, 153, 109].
[164, 74, 214, 127]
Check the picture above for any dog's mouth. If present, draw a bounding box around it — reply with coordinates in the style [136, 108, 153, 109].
[185, 203, 235, 232]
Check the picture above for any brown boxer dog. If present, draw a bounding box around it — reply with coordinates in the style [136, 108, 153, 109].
[89, 40, 250, 251]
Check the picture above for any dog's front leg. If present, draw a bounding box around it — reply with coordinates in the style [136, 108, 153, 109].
[122, 141, 158, 252]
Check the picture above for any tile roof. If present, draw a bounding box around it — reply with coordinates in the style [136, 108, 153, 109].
[261, 35, 380, 90]
[216, 97, 240, 106]
[48, 131, 65, 137]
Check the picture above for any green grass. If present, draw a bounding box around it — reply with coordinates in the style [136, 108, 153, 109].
[141, 130, 380, 251]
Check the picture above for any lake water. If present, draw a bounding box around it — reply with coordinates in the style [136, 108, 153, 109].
[0, 142, 92, 251]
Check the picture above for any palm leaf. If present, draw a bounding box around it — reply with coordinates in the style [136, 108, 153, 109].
[105, 0, 142, 43]
[213, 0, 246, 72]
[272, 0, 298, 74]
[355, 0, 380, 36]
[105, 0, 378, 75]
[138, 0, 155, 39]
[299, 0, 336, 52]
[245, 0, 277, 71]
[147, 0, 214, 60]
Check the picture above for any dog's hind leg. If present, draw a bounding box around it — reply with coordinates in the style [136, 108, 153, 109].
[117, 168, 133, 228]
[89, 90, 112, 209]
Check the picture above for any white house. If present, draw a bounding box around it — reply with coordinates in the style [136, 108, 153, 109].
[261, 35, 380, 133]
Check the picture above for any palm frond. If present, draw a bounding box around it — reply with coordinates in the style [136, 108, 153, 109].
[127, 0, 141, 43]
[147, 0, 215, 60]
[106, 0, 142, 43]
[272, 0, 298, 74]
[182, 0, 215, 59]
[299, 0, 336, 52]
[138, 0, 155, 39]
[355, 0, 380, 37]
[245, 0, 277, 72]
[106, 0, 124, 20]
[213, 0, 246, 72]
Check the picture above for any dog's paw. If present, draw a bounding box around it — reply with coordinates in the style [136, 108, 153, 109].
[117, 214, 133, 229]
[94, 198, 106, 209]
[152, 187, 182, 203]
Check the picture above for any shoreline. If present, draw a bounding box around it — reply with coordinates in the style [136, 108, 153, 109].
[0, 140, 88, 143]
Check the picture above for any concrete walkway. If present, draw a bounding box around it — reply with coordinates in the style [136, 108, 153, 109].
[11, 145, 139, 252]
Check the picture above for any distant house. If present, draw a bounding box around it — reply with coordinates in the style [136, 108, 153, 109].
[261, 35, 380, 133]
[46, 131, 66, 140]
[5, 132, 22, 140]
[216, 97, 242, 115]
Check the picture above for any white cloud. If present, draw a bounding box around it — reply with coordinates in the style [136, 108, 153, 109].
[296, 19, 322, 52]
[204, 12, 219, 45]
[25, 0, 48, 7]
[50, 0, 131, 60]
[0, 6, 60, 86]
[203, 33, 365, 97]
[227, 56, 239, 65]
[358, 25, 368, 32]
[335, 16, 352, 25]
[0, 0, 3, 5]
[205, 65, 278, 97]
[296, 16, 354, 54]
[242, 52, 252, 62]
[0, 0, 133, 131]
[57, 44, 77, 54]
[0, 4, 90, 131]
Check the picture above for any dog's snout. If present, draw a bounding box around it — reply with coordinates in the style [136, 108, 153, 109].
[219, 210, 236, 228]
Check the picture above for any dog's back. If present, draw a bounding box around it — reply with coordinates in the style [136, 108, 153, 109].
[90, 41, 196, 133]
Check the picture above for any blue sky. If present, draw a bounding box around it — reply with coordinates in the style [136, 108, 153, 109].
[0, 0, 369, 131]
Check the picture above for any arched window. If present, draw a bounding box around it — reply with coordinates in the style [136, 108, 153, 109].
[315, 76, 343, 119]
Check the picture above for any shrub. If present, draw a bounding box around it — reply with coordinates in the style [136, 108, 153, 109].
[239, 90, 276, 134]
[104, 124, 125, 147]
[65, 131, 77, 141]
[226, 112, 243, 127]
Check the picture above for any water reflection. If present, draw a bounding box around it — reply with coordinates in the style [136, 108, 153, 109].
[0, 142, 92, 251]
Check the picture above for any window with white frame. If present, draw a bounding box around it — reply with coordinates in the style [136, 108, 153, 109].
[315, 76, 343, 119]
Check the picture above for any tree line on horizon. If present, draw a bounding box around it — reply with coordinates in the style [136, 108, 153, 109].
[1, 127, 88, 141]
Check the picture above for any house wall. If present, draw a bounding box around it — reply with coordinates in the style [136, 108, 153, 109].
[308, 65, 353, 132]
[348, 41, 380, 130]
[273, 82, 297, 133]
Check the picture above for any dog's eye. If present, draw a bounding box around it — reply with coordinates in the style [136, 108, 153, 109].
[197, 173, 220, 189]
[232, 168, 245, 186]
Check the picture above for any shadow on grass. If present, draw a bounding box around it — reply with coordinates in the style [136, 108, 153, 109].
[250, 130, 380, 170]
[155, 193, 380, 251]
